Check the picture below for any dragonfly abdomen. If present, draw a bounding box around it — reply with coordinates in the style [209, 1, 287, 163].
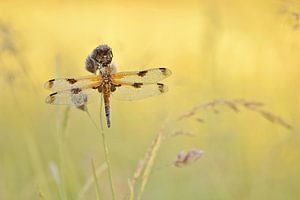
[103, 84, 111, 128]
[104, 104, 111, 128]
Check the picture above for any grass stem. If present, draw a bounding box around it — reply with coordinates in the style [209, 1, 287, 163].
[85, 97, 116, 200]
[99, 97, 116, 200]
[91, 159, 102, 200]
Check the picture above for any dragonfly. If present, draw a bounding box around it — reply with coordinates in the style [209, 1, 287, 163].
[44, 45, 172, 128]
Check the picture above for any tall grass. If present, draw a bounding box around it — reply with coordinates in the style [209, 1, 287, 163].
[56, 95, 293, 200]
[98, 97, 116, 200]
[83, 97, 116, 200]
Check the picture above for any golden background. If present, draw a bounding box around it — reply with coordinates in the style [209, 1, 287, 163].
[0, 0, 299, 199]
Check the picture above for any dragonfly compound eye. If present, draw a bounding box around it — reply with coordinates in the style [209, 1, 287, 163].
[93, 44, 113, 66]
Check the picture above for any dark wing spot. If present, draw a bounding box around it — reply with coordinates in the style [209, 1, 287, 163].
[50, 92, 58, 96]
[67, 78, 77, 84]
[132, 83, 143, 88]
[159, 68, 167, 76]
[157, 83, 165, 93]
[47, 79, 55, 88]
[92, 86, 98, 89]
[137, 70, 148, 77]
[71, 88, 82, 94]
[46, 92, 57, 104]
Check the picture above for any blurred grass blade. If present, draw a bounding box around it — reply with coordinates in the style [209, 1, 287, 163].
[91, 159, 102, 200]
[77, 163, 107, 200]
[61, 107, 71, 135]
[36, 186, 48, 200]
[48, 161, 66, 200]
[136, 129, 163, 200]
[127, 179, 134, 200]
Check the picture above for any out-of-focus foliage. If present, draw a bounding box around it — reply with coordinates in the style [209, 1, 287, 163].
[0, 0, 299, 199]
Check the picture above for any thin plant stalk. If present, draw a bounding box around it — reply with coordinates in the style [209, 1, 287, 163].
[99, 95, 116, 200]
[91, 159, 101, 200]
[77, 163, 107, 200]
[85, 109, 116, 200]
[56, 111, 68, 200]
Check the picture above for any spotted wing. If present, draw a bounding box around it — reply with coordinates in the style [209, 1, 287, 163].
[111, 82, 168, 101]
[44, 75, 101, 91]
[111, 68, 171, 84]
[45, 83, 100, 106]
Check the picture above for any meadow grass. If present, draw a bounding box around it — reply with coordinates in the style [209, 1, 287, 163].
[0, 1, 299, 199]
[81, 98, 293, 200]
[79, 98, 116, 200]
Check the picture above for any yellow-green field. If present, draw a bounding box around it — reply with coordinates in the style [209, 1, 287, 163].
[0, 0, 299, 199]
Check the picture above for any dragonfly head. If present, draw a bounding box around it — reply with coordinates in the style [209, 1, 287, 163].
[92, 44, 113, 67]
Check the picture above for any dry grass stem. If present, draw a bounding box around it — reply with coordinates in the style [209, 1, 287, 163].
[128, 126, 164, 200]
[137, 130, 163, 200]
[178, 99, 292, 130]
[168, 130, 196, 138]
[259, 110, 293, 130]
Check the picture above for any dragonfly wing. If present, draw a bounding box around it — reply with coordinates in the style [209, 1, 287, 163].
[45, 84, 100, 106]
[44, 75, 101, 91]
[111, 68, 171, 83]
[111, 82, 168, 101]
